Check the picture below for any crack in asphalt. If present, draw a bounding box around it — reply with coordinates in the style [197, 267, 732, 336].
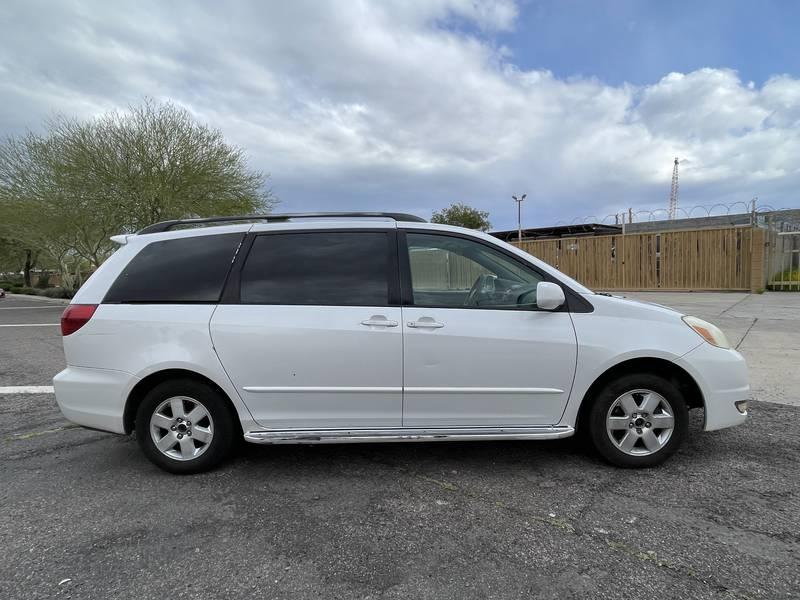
[736, 317, 759, 350]
[2, 431, 115, 460]
[720, 294, 752, 315]
[4, 423, 81, 441]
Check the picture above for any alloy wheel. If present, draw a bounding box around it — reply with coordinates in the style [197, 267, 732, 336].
[605, 389, 675, 456]
[149, 396, 214, 461]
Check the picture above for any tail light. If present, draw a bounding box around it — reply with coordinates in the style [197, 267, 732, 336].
[61, 304, 98, 336]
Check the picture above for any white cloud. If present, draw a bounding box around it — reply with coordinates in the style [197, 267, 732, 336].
[634, 69, 770, 139]
[1, 0, 799, 228]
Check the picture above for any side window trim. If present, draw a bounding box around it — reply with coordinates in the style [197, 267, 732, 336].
[221, 228, 401, 307]
[398, 228, 571, 313]
[397, 229, 413, 307]
[220, 233, 256, 304]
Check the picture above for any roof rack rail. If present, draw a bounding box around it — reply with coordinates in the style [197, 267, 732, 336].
[136, 212, 427, 235]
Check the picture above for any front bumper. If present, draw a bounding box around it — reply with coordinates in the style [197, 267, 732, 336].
[53, 366, 137, 434]
[676, 343, 750, 431]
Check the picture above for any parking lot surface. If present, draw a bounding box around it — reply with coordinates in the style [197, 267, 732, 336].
[1, 292, 799, 599]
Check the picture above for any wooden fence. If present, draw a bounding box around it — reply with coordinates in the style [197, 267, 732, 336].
[513, 226, 761, 291]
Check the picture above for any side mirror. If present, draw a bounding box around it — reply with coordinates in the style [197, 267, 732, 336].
[536, 281, 565, 311]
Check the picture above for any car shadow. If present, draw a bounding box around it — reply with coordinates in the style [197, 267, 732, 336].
[233, 435, 595, 472]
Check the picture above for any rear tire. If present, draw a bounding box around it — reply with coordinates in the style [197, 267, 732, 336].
[588, 373, 688, 468]
[135, 379, 235, 474]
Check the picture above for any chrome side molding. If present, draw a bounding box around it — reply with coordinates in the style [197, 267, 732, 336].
[243, 426, 574, 445]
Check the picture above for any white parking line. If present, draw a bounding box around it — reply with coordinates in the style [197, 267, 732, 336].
[0, 306, 64, 310]
[0, 324, 60, 327]
[0, 386, 55, 394]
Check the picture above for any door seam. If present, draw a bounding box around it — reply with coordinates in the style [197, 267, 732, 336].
[400, 305, 406, 427]
[207, 305, 259, 423]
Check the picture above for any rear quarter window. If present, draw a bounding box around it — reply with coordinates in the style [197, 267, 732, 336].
[104, 233, 244, 303]
[240, 231, 390, 306]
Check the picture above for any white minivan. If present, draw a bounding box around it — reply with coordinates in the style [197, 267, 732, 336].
[54, 213, 749, 473]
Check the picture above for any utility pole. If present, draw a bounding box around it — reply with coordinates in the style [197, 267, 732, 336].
[512, 194, 527, 243]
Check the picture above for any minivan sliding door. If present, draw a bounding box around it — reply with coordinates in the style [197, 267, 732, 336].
[210, 229, 403, 430]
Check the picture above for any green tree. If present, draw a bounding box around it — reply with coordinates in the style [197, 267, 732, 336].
[0, 236, 30, 281]
[431, 203, 492, 231]
[0, 99, 276, 287]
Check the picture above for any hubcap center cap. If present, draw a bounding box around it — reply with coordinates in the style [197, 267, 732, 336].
[176, 422, 188, 433]
[634, 417, 645, 427]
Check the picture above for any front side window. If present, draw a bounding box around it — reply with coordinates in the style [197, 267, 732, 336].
[104, 233, 244, 303]
[406, 232, 544, 308]
[240, 232, 390, 305]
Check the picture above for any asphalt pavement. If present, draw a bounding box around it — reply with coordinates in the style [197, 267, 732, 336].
[1, 292, 799, 599]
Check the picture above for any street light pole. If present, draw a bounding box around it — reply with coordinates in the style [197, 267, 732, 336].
[512, 194, 527, 243]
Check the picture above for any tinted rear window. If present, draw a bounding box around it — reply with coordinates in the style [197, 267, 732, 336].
[104, 233, 244, 303]
[240, 232, 389, 305]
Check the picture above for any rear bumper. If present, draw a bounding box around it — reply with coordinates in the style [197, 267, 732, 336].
[53, 366, 137, 434]
[676, 343, 750, 431]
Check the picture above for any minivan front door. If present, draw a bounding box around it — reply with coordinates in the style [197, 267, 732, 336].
[401, 231, 577, 427]
[211, 229, 403, 430]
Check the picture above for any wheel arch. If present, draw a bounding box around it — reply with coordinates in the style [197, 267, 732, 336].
[574, 357, 704, 434]
[123, 368, 243, 436]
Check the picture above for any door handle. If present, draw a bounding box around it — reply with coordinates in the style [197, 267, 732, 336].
[361, 316, 399, 327]
[407, 319, 445, 329]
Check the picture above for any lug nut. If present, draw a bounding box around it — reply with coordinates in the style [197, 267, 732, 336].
[186, 431, 192, 437]
[646, 422, 652, 428]
[636, 428, 643, 434]
[186, 421, 191, 426]
[177, 433, 183, 439]
[628, 423, 634, 428]
[171, 425, 177, 431]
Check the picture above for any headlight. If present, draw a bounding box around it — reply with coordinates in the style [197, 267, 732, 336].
[682, 316, 731, 349]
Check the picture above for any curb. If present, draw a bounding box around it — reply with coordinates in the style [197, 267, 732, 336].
[4, 293, 71, 305]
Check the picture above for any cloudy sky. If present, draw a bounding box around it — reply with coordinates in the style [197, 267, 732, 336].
[1, 0, 799, 230]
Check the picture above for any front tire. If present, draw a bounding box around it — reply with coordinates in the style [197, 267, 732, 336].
[588, 373, 688, 468]
[135, 379, 235, 474]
